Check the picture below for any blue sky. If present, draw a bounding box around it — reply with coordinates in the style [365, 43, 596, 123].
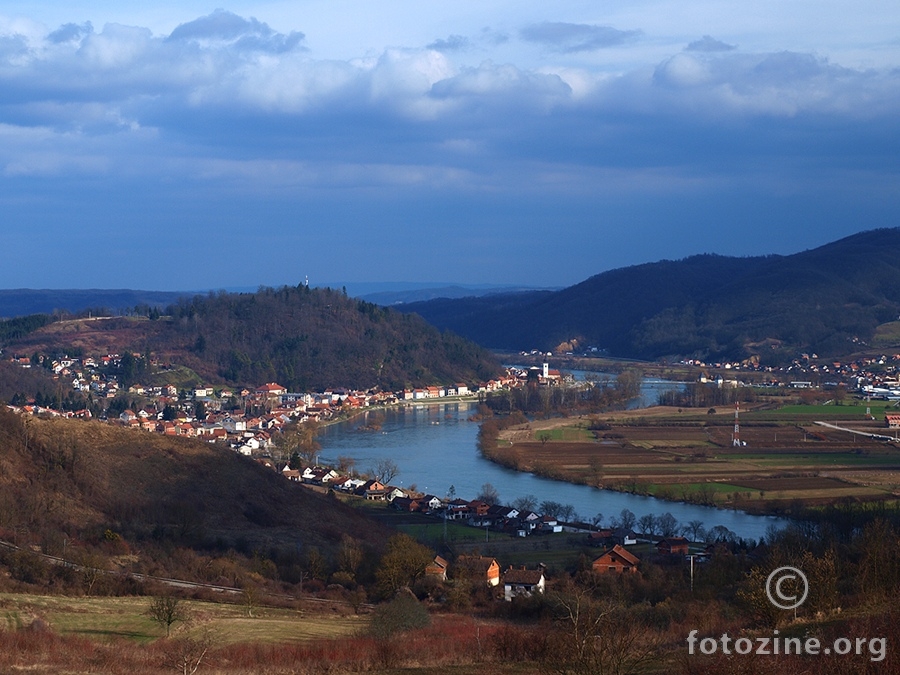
[0, 2, 898, 290]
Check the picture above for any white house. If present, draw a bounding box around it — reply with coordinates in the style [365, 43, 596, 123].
[503, 567, 546, 601]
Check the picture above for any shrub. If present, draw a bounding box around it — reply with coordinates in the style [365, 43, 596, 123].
[370, 594, 431, 639]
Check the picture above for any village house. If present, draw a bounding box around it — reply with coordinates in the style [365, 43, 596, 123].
[257, 382, 288, 396]
[391, 496, 421, 512]
[446, 498, 471, 520]
[592, 545, 640, 574]
[419, 495, 443, 512]
[454, 555, 501, 587]
[425, 556, 449, 581]
[537, 515, 563, 534]
[302, 466, 339, 485]
[335, 477, 366, 493]
[281, 466, 301, 481]
[611, 528, 638, 546]
[503, 566, 545, 601]
[488, 504, 519, 521]
[657, 537, 690, 556]
[356, 479, 388, 501]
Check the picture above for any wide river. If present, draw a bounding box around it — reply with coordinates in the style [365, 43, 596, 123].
[319, 387, 786, 541]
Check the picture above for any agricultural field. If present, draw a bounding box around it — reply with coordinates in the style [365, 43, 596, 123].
[495, 404, 900, 510]
[0, 592, 365, 645]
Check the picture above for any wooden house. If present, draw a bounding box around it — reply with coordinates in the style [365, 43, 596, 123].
[657, 537, 690, 556]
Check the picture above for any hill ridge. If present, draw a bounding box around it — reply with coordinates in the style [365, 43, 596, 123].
[398, 227, 900, 362]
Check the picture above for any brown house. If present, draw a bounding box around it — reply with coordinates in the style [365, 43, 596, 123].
[454, 555, 501, 587]
[657, 537, 690, 555]
[592, 544, 640, 574]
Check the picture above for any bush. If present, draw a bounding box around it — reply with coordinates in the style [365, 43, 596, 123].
[370, 594, 430, 639]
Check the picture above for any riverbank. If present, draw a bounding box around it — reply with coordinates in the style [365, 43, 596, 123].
[482, 405, 900, 516]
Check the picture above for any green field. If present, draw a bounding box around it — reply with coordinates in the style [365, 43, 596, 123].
[0, 593, 366, 645]
[535, 427, 594, 442]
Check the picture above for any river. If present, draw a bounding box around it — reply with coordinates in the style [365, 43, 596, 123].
[319, 398, 786, 542]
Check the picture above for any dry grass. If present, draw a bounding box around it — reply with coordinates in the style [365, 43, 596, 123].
[0, 592, 367, 645]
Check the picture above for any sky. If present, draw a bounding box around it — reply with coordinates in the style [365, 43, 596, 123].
[0, 2, 898, 291]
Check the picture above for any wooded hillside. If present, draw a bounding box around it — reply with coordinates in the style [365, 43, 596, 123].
[1, 285, 502, 392]
[400, 228, 900, 363]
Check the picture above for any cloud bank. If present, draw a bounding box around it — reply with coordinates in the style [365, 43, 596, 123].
[0, 8, 897, 289]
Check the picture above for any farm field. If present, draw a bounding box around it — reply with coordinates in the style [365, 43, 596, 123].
[494, 404, 900, 510]
[0, 592, 365, 645]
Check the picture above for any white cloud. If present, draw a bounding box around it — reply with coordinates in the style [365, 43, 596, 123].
[166, 9, 305, 53]
[0, 10, 894, 194]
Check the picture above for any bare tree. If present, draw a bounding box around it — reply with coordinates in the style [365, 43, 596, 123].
[242, 584, 260, 618]
[276, 420, 321, 467]
[682, 519, 706, 542]
[512, 494, 537, 512]
[558, 504, 577, 523]
[147, 596, 189, 638]
[373, 458, 400, 484]
[165, 630, 213, 675]
[546, 587, 658, 675]
[337, 455, 356, 475]
[657, 512, 679, 537]
[637, 514, 658, 537]
[476, 482, 500, 504]
[615, 509, 636, 531]
[540, 500, 563, 518]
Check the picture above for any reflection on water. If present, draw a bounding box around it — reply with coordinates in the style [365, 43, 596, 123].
[320, 398, 786, 541]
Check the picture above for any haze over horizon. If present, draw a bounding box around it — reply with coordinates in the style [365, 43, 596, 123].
[1, 2, 898, 291]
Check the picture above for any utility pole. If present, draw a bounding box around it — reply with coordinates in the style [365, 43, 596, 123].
[732, 402, 741, 447]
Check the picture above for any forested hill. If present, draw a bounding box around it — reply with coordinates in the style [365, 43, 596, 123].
[2, 285, 502, 391]
[398, 228, 900, 363]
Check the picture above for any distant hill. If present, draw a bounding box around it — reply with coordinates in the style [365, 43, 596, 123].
[398, 228, 900, 363]
[0, 285, 554, 320]
[0, 289, 189, 319]
[1, 285, 501, 391]
[357, 284, 556, 306]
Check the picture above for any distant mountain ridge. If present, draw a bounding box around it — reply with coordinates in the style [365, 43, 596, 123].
[359, 285, 555, 306]
[397, 228, 900, 363]
[0, 284, 554, 319]
[0, 288, 189, 319]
